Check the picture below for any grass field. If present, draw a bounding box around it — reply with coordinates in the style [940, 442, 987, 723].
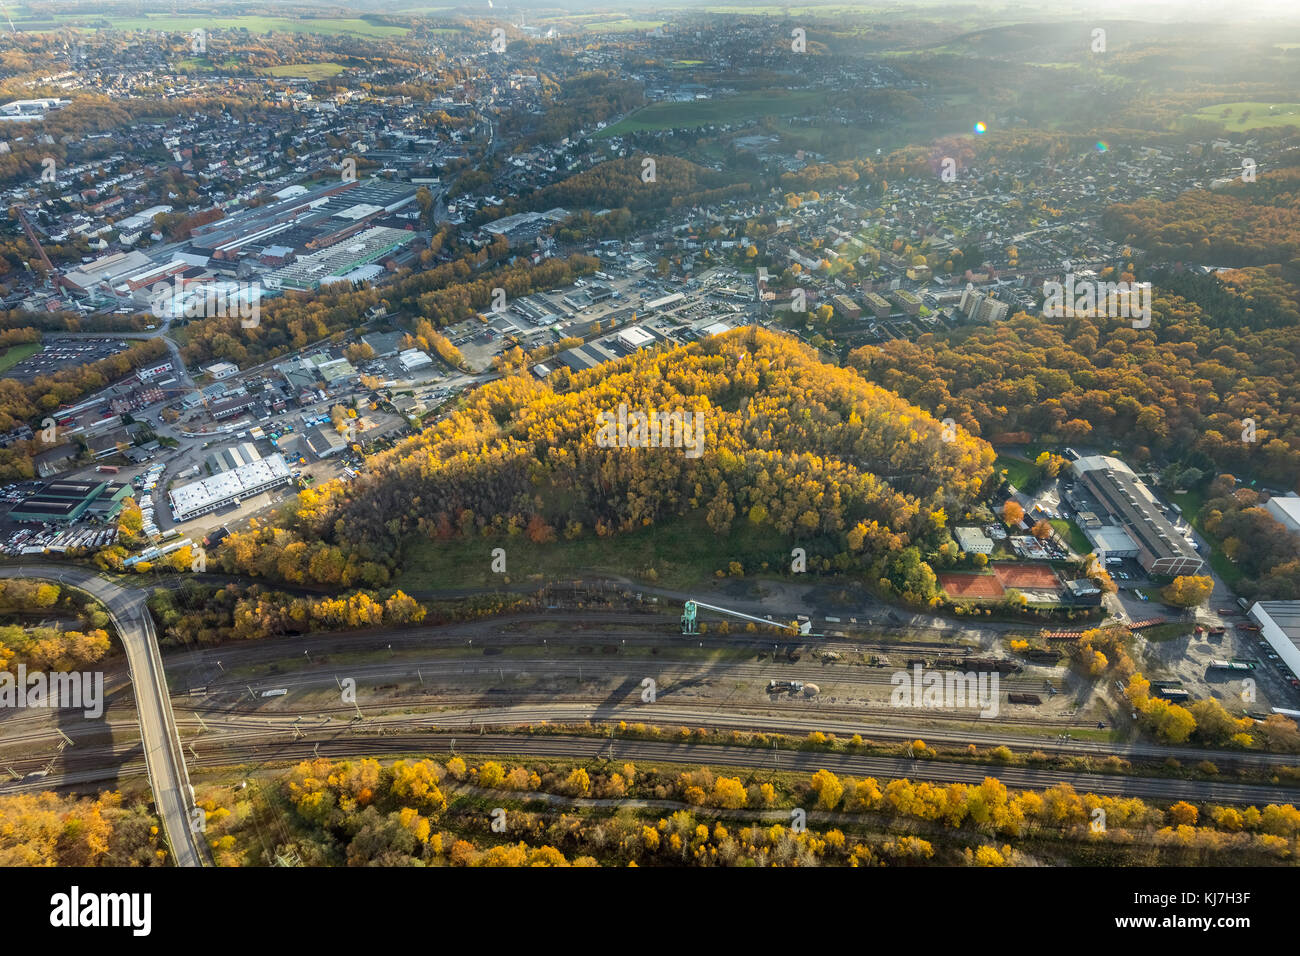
[1181, 102, 1300, 133]
[994, 453, 1038, 492]
[597, 90, 822, 138]
[695, 4, 887, 13]
[581, 19, 667, 32]
[261, 63, 347, 80]
[0, 342, 39, 374]
[1170, 490, 1205, 524]
[1049, 518, 1091, 556]
[1171, 489, 1244, 588]
[177, 57, 241, 71]
[534, 12, 666, 31]
[45, 15, 409, 37]
[1141, 622, 1197, 642]
[395, 512, 796, 593]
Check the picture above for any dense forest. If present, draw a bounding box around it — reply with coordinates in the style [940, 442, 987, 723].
[0, 579, 113, 672]
[1198, 475, 1300, 599]
[1103, 165, 1300, 273]
[0, 790, 166, 866]
[215, 329, 995, 603]
[846, 276, 1300, 597]
[146, 580, 426, 647]
[189, 754, 1300, 866]
[481, 154, 753, 228]
[846, 285, 1300, 490]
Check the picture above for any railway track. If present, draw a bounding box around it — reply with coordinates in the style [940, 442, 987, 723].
[8, 691, 1298, 791]
[170, 687, 1083, 727]
[9, 729, 1298, 808]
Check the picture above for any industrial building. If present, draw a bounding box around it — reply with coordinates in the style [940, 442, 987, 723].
[397, 348, 433, 372]
[1069, 455, 1203, 576]
[83, 427, 132, 460]
[554, 339, 621, 374]
[168, 453, 292, 522]
[303, 424, 348, 459]
[62, 250, 157, 295]
[481, 207, 569, 246]
[1248, 602, 1300, 687]
[1265, 494, 1300, 537]
[263, 225, 417, 292]
[644, 292, 685, 312]
[208, 394, 259, 421]
[9, 479, 134, 524]
[616, 326, 656, 350]
[275, 353, 357, 393]
[210, 442, 265, 472]
[0, 97, 69, 122]
[188, 178, 419, 262]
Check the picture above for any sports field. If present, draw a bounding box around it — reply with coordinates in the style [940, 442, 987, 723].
[938, 572, 1005, 599]
[993, 562, 1060, 590]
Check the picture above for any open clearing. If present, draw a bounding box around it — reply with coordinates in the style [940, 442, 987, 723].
[261, 63, 347, 80]
[598, 90, 823, 137]
[1182, 102, 1300, 132]
[0, 342, 40, 375]
[38, 15, 409, 37]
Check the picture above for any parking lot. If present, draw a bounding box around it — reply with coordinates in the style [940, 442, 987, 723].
[0, 523, 119, 556]
[1140, 610, 1300, 713]
[5, 337, 132, 381]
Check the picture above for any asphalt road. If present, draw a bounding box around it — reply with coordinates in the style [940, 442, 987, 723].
[0, 565, 208, 867]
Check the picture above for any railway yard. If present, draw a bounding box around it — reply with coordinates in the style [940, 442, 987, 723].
[5, 606, 1298, 811]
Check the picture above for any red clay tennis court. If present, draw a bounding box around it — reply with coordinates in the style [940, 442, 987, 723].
[938, 573, 1006, 598]
[993, 563, 1061, 590]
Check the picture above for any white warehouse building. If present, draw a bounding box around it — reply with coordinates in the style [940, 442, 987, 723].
[1248, 602, 1300, 691]
[1265, 495, 1300, 537]
[397, 348, 432, 372]
[168, 453, 292, 522]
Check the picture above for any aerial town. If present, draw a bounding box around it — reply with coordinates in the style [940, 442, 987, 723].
[0, 0, 1297, 925]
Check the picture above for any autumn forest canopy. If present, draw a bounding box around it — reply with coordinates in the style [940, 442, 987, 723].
[216, 329, 996, 605]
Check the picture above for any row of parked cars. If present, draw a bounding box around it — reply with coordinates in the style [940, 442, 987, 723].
[3, 525, 117, 556]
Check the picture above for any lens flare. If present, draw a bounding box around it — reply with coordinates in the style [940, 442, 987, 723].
[973, 121, 987, 134]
